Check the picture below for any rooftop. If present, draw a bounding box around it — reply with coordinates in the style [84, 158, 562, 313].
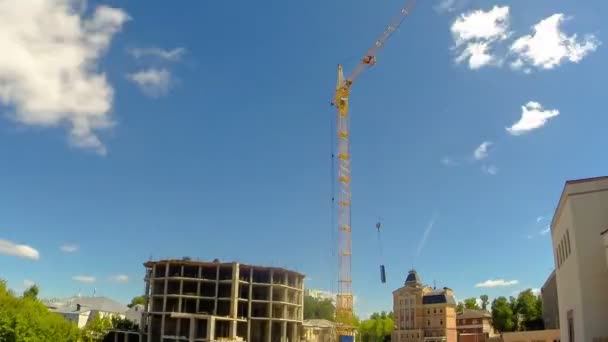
[144, 259, 305, 277]
[457, 309, 491, 319]
[47, 296, 127, 314]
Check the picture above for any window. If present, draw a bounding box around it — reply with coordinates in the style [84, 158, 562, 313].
[567, 310, 574, 342]
[427, 320, 430, 326]
[566, 230, 571, 255]
[440, 309, 443, 313]
[556, 248, 560, 268]
[427, 309, 430, 314]
[433, 308, 436, 314]
[440, 320, 443, 325]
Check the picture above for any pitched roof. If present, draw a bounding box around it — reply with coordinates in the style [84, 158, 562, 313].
[72, 297, 127, 314]
[457, 309, 491, 319]
[405, 270, 421, 285]
[422, 293, 456, 305]
[303, 319, 335, 328]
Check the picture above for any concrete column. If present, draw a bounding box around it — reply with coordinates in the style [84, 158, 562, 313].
[292, 322, 298, 342]
[160, 262, 169, 338]
[207, 317, 216, 341]
[196, 266, 202, 313]
[189, 317, 195, 342]
[214, 265, 220, 315]
[281, 321, 287, 342]
[266, 320, 272, 342]
[247, 268, 253, 342]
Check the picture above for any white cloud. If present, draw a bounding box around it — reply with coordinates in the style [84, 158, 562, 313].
[473, 141, 493, 160]
[511, 14, 600, 70]
[72, 275, 96, 283]
[507, 101, 559, 135]
[451, 6, 510, 69]
[540, 226, 551, 235]
[128, 47, 186, 61]
[481, 164, 498, 175]
[456, 42, 495, 69]
[531, 288, 541, 295]
[23, 279, 35, 288]
[0, 239, 40, 260]
[127, 68, 171, 97]
[536, 216, 544, 223]
[435, 0, 456, 13]
[441, 157, 458, 166]
[0, 0, 129, 155]
[60, 244, 79, 253]
[111, 275, 129, 283]
[475, 279, 519, 288]
[416, 213, 438, 257]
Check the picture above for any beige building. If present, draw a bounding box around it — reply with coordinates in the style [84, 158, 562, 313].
[500, 329, 560, 342]
[301, 319, 336, 342]
[392, 270, 457, 342]
[456, 310, 495, 342]
[550, 177, 608, 342]
[540, 271, 559, 330]
[141, 259, 304, 342]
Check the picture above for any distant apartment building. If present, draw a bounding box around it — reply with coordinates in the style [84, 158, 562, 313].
[305, 289, 335, 303]
[550, 177, 608, 341]
[392, 270, 457, 342]
[540, 271, 559, 330]
[47, 296, 128, 328]
[141, 259, 304, 342]
[456, 309, 496, 342]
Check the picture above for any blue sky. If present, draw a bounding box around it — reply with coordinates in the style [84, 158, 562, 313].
[0, 0, 606, 318]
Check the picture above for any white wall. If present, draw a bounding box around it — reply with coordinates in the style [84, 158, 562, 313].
[553, 199, 584, 342]
[553, 179, 608, 342]
[570, 188, 608, 340]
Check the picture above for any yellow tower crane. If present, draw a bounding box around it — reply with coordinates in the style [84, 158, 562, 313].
[331, 0, 415, 339]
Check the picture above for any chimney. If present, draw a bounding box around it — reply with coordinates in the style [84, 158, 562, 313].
[76, 304, 81, 311]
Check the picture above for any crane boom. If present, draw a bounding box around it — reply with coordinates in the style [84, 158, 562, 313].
[332, 0, 415, 338]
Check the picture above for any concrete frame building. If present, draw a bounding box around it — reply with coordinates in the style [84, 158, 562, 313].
[141, 259, 304, 342]
[392, 270, 457, 342]
[550, 177, 608, 342]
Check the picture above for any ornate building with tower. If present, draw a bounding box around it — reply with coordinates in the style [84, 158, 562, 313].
[392, 270, 457, 342]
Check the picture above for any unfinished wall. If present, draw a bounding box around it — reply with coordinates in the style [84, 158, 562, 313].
[142, 260, 304, 342]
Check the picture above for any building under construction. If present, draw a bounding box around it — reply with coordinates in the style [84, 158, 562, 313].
[141, 259, 304, 342]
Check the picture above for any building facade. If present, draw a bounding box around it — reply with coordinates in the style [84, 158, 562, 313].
[550, 177, 608, 342]
[392, 270, 457, 342]
[540, 271, 559, 330]
[500, 329, 561, 342]
[301, 319, 336, 342]
[141, 259, 304, 342]
[456, 310, 495, 342]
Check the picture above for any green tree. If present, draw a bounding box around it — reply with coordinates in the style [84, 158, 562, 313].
[0, 279, 81, 341]
[111, 315, 137, 331]
[479, 294, 489, 310]
[127, 295, 146, 308]
[359, 312, 393, 342]
[491, 296, 515, 333]
[82, 313, 113, 341]
[464, 297, 480, 310]
[303, 295, 335, 321]
[23, 284, 39, 300]
[515, 289, 544, 331]
[456, 302, 464, 313]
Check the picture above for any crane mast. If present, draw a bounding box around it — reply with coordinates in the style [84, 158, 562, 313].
[332, 0, 415, 338]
